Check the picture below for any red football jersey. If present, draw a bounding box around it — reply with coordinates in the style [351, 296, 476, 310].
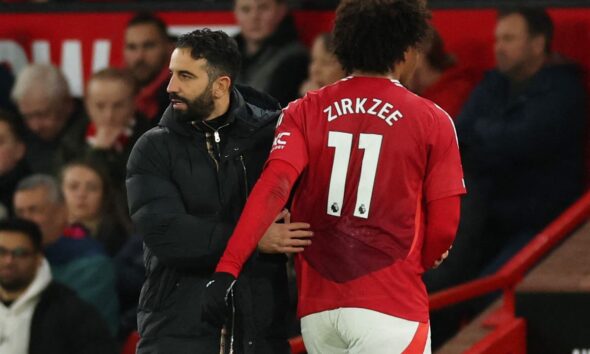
[268, 76, 466, 322]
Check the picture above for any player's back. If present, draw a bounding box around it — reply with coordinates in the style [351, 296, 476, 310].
[278, 76, 463, 321]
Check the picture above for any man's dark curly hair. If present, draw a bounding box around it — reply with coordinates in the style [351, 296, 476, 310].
[176, 29, 241, 86]
[333, 0, 431, 74]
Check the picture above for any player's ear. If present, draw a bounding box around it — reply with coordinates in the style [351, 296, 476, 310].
[399, 47, 419, 85]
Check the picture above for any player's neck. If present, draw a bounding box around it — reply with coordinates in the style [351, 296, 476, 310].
[351, 70, 398, 81]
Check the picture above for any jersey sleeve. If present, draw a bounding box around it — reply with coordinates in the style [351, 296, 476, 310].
[424, 103, 467, 202]
[266, 101, 309, 174]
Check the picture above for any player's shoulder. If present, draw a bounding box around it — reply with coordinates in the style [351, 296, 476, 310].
[400, 87, 454, 123]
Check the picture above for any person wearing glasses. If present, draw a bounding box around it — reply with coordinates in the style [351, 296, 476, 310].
[0, 218, 117, 354]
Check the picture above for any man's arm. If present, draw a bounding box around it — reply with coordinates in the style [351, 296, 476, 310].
[64, 287, 119, 354]
[201, 159, 301, 327]
[216, 159, 301, 276]
[126, 133, 234, 271]
[422, 195, 461, 269]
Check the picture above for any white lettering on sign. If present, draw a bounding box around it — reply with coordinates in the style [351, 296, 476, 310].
[61, 40, 83, 97]
[92, 40, 111, 73]
[0, 40, 28, 74]
[32, 41, 50, 64]
[0, 39, 111, 96]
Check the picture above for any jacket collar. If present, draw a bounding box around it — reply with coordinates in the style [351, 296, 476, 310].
[158, 85, 280, 138]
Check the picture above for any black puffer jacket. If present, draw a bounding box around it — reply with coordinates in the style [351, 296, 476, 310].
[126, 86, 290, 354]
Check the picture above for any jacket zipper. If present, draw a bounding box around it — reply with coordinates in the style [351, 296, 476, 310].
[204, 132, 220, 172]
[201, 121, 230, 162]
[239, 155, 249, 199]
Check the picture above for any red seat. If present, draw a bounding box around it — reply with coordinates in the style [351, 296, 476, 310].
[121, 331, 140, 354]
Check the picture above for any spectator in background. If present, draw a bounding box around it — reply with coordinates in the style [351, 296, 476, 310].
[299, 32, 346, 96]
[60, 159, 131, 256]
[0, 111, 30, 217]
[11, 64, 87, 174]
[0, 63, 17, 114]
[426, 10, 588, 347]
[407, 28, 481, 118]
[124, 12, 173, 123]
[13, 175, 120, 335]
[234, 0, 309, 106]
[57, 68, 151, 192]
[60, 159, 142, 339]
[0, 218, 117, 354]
[457, 7, 587, 276]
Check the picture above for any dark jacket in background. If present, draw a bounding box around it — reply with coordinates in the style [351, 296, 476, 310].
[29, 281, 117, 354]
[235, 15, 309, 107]
[0, 63, 17, 114]
[23, 99, 88, 175]
[455, 61, 587, 269]
[127, 85, 290, 354]
[0, 158, 31, 217]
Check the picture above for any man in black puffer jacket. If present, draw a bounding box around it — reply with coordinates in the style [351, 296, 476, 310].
[126, 29, 312, 354]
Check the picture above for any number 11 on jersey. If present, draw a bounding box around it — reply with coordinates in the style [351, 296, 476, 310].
[327, 131, 383, 219]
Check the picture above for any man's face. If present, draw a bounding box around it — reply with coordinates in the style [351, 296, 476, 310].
[85, 79, 135, 128]
[309, 37, 345, 88]
[0, 231, 41, 293]
[494, 13, 540, 78]
[167, 48, 216, 122]
[62, 165, 104, 224]
[0, 121, 25, 175]
[14, 187, 65, 245]
[16, 89, 67, 142]
[124, 23, 171, 87]
[234, 0, 287, 44]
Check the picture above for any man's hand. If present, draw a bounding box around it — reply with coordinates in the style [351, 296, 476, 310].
[258, 209, 313, 254]
[433, 247, 451, 269]
[92, 125, 124, 149]
[201, 272, 236, 328]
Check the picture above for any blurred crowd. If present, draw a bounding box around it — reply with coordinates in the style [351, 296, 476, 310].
[0, 0, 588, 352]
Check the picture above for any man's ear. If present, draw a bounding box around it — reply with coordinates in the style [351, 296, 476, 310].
[530, 35, 547, 57]
[276, 2, 288, 20]
[213, 76, 232, 99]
[14, 140, 26, 162]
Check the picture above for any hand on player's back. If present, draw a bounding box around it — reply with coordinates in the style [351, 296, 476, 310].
[258, 209, 313, 254]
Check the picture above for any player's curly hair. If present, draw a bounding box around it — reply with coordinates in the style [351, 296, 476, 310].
[176, 29, 241, 86]
[333, 0, 431, 74]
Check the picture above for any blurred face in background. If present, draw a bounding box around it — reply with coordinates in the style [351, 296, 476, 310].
[125, 23, 171, 86]
[0, 120, 25, 175]
[308, 35, 345, 88]
[0, 231, 41, 293]
[14, 186, 66, 246]
[234, 0, 287, 45]
[62, 165, 103, 224]
[494, 13, 544, 79]
[16, 89, 69, 142]
[85, 78, 136, 129]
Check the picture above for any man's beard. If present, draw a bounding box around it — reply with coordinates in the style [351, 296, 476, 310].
[131, 61, 159, 87]
[0, 275, 33, 292]
[170, 85, 216, 122]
